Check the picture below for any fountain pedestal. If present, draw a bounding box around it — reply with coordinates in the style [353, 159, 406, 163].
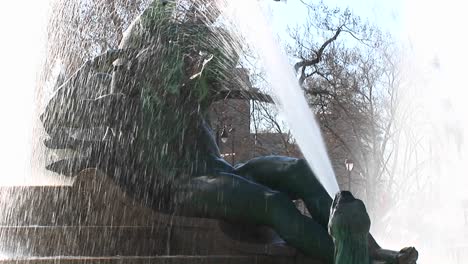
[0, 170, 323, 264]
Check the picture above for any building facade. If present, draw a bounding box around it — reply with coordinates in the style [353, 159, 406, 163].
[208, 69, 300, 165]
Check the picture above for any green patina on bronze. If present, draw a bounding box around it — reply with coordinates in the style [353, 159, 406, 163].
[114, 0, 238, 178]
[40, 1, 418, 263]
[328, 192, 371, 264]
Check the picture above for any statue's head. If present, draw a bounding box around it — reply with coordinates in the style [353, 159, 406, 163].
[112, 0, 241, 100]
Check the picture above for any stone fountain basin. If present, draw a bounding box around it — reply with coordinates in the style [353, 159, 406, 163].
[0, 170, 325, 264]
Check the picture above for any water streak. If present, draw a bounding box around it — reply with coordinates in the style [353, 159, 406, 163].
[219, 0, 339, 196]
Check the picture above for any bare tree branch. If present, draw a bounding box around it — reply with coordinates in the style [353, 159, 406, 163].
[294, 27, 342, 85]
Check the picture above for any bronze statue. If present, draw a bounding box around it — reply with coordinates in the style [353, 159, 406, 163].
[41, 1, 418, 263]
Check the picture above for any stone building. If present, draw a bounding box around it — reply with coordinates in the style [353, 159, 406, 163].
[208, 69, 300, 165]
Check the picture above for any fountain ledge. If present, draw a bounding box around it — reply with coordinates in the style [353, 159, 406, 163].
[0, 170, 328, 264]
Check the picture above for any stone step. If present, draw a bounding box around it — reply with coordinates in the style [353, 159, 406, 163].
[0, 226, 168, 257]
[0, 256, 316, 264]
[0, 226, 295, 257]
[0, 170, 324, 264]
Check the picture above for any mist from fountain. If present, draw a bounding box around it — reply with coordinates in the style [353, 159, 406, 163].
[6, 1, 468, 261]
[218, 0, 340, 197]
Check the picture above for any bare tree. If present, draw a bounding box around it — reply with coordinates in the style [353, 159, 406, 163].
[39, 0, 163, 93]
[286, 1, 408, 220]
[290, 0, 380, 86]
[250, 100, 300, 157]
[240, 48, 301, 158]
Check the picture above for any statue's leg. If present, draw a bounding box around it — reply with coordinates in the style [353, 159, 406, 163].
[234, 156, 331, 227]
[175, 172, 334, 263]
[234, 156, 418, 263]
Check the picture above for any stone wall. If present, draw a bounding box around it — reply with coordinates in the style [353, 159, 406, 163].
[0, 170, 323, 264]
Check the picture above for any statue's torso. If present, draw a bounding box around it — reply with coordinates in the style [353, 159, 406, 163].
[113, 2, 236, 181]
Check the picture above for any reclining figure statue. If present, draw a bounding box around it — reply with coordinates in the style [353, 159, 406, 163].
[41, 1, 418, 263]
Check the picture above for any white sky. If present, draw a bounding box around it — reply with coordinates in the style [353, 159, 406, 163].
[0, 2, 50, 185]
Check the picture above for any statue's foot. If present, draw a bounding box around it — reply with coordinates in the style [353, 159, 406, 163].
[395, 247, 418, 264]
[373, 246, 418, 264]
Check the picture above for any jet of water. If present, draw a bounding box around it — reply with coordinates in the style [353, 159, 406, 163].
[219, 0, 339, 196]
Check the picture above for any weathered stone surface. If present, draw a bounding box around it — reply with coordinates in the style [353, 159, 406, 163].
[0, 256, 323, 264]
[0, 226, 168, 257]
[0, 170, 324, 263]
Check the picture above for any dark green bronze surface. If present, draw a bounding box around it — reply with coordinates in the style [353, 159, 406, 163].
[40, 1, 418, 263]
